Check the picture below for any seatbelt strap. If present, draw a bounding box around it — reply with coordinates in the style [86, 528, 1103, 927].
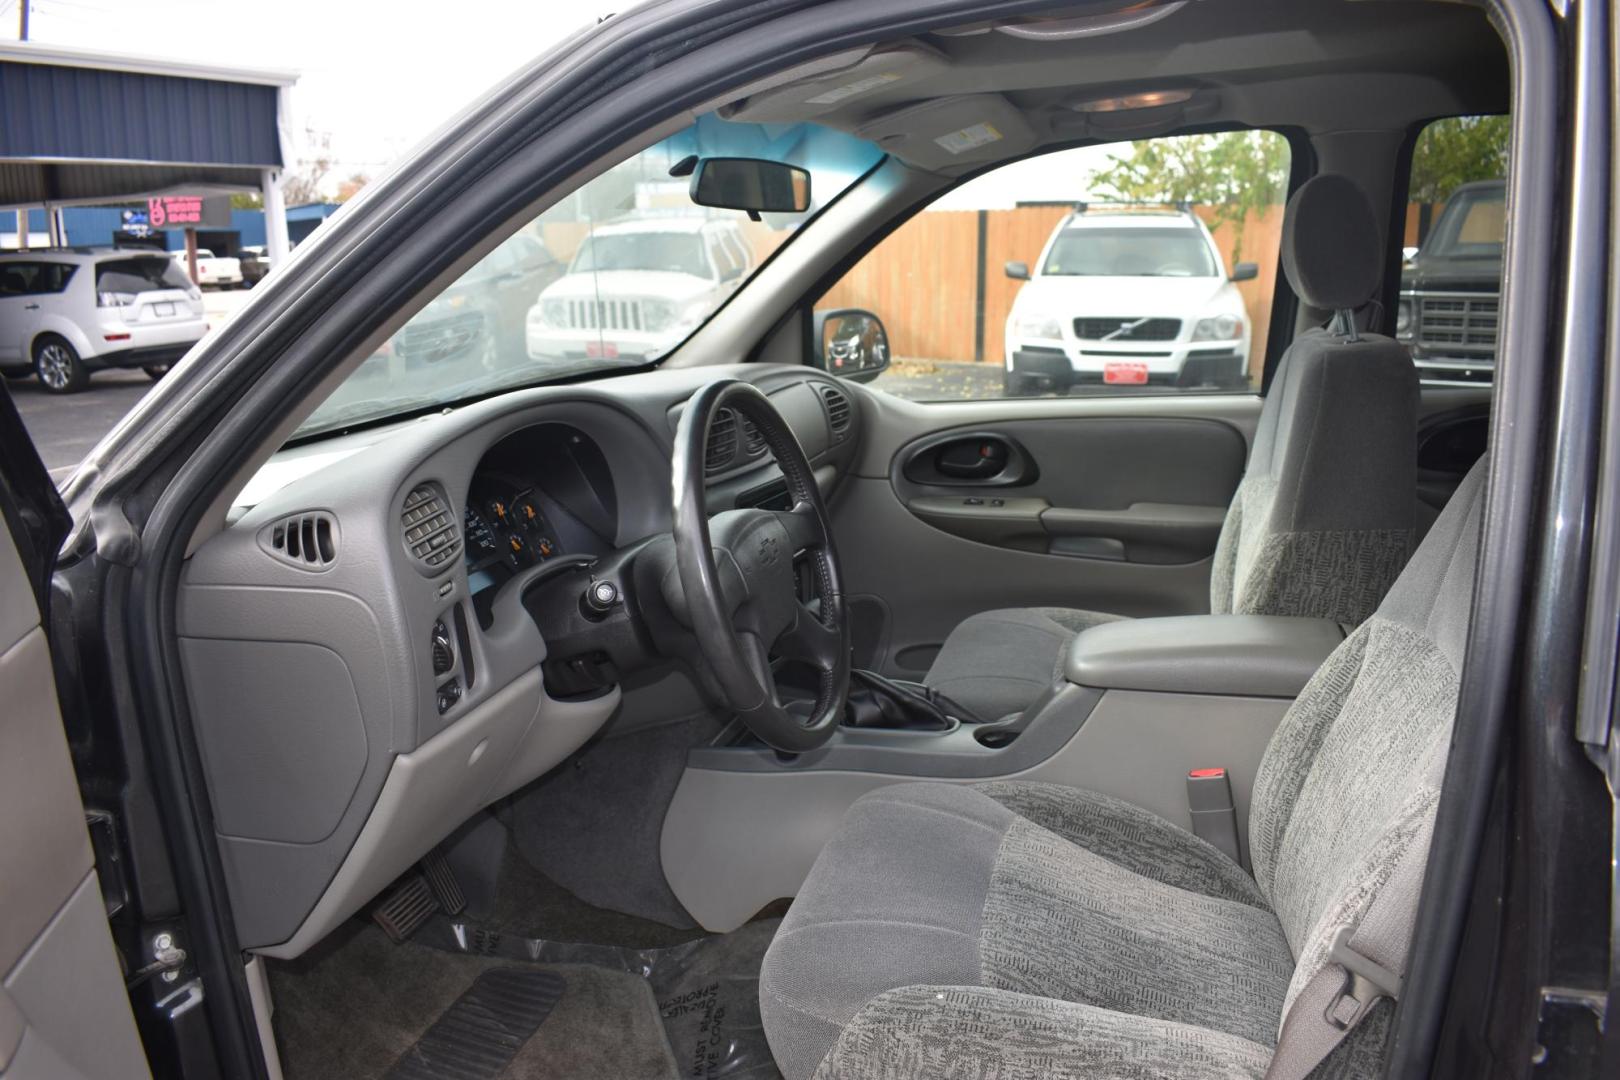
[1263, 816, 1433, 1080]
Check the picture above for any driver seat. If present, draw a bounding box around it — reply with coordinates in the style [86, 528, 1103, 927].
[759, 459, 1485, 1079]
[923, 174, 1419, 721]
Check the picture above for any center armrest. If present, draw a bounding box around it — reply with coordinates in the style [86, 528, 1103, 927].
[1064, 614, 1347, 699]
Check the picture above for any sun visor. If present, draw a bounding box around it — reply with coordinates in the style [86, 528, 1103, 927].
[720, 43, 948, 124]
[854, 94, 1038, 172]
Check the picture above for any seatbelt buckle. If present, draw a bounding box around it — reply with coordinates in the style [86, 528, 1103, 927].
[1323, 925, 1403, 1031]
[1186, 767, 1242, 865]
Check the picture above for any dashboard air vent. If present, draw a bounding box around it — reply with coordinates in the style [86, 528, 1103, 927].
[705, 408, 740, 473]
[819, 384, 853, 437]
[262, 512, 338, 569]
[401, 483, 461, 572]
[742, 416, 769, 457]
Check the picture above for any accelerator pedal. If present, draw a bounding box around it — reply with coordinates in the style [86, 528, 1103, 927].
[421, 848, 467, 915]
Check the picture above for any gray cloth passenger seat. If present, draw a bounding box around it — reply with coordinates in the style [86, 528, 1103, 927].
[923, 174, 1420, 720]
[760, 456, 1488, 1080]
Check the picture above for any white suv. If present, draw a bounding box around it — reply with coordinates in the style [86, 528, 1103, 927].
[525, 216, 751, 364]
[0, 248, 207, 393]
[1003, 205, 1257, 394]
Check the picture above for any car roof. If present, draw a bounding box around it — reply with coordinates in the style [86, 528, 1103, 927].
[590, 216, 734, 237]
[1059, 211, 1201, 231]
[0, 246, 171, 261]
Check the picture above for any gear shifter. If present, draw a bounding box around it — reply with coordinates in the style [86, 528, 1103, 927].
[841, 669, 982, 730]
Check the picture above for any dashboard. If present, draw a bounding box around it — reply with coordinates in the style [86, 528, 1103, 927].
[179, 363, 864, 958]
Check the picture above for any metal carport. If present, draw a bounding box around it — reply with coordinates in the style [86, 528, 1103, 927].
[0, 41, 298, 265]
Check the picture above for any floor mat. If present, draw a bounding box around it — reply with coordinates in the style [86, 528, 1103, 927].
[387, 969, 564, 1080]
[417, 915, 783, 1080]
[270, 923, 680, 1080]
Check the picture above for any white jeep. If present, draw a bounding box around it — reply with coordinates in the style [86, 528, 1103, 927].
[1003, 204, 1257, 394]
[525, 216, 751, 365]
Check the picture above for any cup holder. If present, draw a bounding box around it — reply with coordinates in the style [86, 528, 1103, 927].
[973, 726, 1019, 749]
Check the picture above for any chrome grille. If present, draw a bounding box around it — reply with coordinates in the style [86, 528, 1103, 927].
[1073, 317, 1182, 342]
[564, 298, 645, 331]
[397, 312, 484, 365]
[1410, 291, 1498, 356]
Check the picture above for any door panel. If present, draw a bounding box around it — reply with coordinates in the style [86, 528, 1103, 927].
[833, 390, 1259, 676]
[0, 393, 148, 1079]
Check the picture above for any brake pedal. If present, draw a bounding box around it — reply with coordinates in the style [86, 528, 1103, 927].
[373, 875, 437, 942]
[421, 848, 467, 916]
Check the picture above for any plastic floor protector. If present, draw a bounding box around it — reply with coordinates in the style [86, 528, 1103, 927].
[417, 915, 782, 1079]
[386, 968, 565, 1080]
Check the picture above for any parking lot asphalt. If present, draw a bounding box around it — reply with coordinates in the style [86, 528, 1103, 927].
[12, 369, 159, 480]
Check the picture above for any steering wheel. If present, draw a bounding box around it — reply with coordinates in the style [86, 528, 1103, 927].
[669, 379, 849, 752]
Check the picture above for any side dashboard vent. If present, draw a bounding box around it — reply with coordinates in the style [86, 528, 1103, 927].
[261, 512, 338, 570]
[402, 483, 461, 572]
[818, 384, 853, 438]
[742, 416, 769, 458]
[705, 408, 740, 473]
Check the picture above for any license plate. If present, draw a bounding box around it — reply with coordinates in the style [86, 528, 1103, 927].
[1103, 361, 1149, 385]
[153, 301, 176, 317]
[586, 340, 620, 359]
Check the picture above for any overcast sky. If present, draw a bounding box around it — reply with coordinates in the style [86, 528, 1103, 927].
[0, 0, 623, 186]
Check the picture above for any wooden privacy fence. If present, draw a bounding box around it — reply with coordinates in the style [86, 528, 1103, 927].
[821, 204, 1287, 375]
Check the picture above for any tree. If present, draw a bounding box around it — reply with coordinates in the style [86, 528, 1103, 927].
[280, 127, 337, 207]
[334, 172, 371, 203]
[1088, 131, 1290, 260]
[1408, 115, 1509, 204]
[230, 192, 263, 210]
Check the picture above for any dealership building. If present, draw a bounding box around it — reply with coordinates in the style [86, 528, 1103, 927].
[0, 40, 317, 265]
[2, 201, 341, 256]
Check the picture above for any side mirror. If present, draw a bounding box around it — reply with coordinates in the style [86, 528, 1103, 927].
[1230, 262, 1259, 282]
[689, 158, 811, 217]
[812, 309, 890, 384]
[1004, 260, 1030, 280]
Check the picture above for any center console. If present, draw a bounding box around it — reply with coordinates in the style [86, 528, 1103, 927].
[666, 612, 1348, 931]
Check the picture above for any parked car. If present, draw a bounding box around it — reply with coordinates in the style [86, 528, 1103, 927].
[0, 247, 205, 392]
[1002, 203, 1258, 394]
[238, 244, 271, 287]
[1397, 178, 1506, 384]
[525, 216, 751, 364]
[398, 231, 561, 371]
[171, 246, 243, 288]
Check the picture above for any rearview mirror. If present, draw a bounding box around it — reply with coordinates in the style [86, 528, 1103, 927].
[690, 158, 811, 217]
[812, 309, 890, 383]
[1230, 262, 1259, 282]
[1005, 260, 1030, 280]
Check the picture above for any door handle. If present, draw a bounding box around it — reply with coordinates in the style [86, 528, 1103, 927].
[23, 303, 39, 310]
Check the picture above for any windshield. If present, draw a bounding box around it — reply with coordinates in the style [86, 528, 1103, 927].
[294, 115, 883, 439]
[1423, 185, 1505, 259]
[1041, 225, 1217, 277]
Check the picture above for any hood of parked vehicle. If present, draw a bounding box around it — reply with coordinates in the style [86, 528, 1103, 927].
[1014, 274, 1241, 318]
[538, 270, 716, 303]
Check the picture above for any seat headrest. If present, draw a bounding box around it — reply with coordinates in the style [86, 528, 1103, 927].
[1281, 174, 1382, 313]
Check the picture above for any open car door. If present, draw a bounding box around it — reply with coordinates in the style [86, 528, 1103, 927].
[0, 388, 149, 1079]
